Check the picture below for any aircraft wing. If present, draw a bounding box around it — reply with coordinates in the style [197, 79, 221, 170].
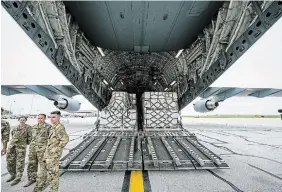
[199, 87, 282, 100]
[1, 85, 80, 100]
[193, 87, 282, 113]
[1, 85, 81, 112]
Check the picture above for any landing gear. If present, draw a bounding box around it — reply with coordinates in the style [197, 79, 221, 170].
[278, 109, 282, 120]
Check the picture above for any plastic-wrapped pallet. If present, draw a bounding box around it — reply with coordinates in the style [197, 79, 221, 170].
[143, 92, 181, 130]
[108, 92, 131, 110]
[129, 94, 136, 108]
[99, 92, 137, 131]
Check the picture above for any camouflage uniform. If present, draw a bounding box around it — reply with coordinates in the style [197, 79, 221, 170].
[40, 123, 69, 192]
[6, 124, 32, 181]
[26, 122, 51, 189]
[1, 120, 10, 152]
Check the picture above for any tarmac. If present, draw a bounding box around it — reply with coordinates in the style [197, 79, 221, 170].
[1, 117, 282, 192]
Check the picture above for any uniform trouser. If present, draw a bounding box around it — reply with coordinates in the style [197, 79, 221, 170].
[45, 157, 60, 192]
[6, 145, 27, 180]
[28, 147, 46, 182]
[34, 149, 47, 192]
[27, 146, 38, 181]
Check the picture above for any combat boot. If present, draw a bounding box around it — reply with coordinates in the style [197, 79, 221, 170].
[11, 178, 21, 186]
[6, 175, 15, 182]
[24, 180, 36, 187]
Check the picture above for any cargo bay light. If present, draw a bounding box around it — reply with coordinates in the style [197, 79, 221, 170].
[2, 1, 282, 171]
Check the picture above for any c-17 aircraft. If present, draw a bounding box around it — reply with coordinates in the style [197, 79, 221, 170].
[1, 1, 282, 172]
[2, 85, 282, 113]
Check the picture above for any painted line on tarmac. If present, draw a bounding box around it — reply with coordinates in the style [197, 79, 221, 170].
[121, 171, 152, 192]
[129, 171, 144, 192]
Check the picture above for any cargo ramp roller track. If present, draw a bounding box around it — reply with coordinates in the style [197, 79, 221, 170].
[59, 132, 229, 171]
[59, 92, 229, 171]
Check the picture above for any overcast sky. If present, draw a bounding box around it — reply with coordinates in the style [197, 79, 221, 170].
[1, 7, 282, 115]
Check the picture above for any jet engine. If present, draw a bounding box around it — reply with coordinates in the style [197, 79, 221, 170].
[53, 98, 81, 112]
[193, 99, 219, 113]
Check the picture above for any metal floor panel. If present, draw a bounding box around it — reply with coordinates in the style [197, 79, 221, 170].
[59, 131, 229, 171]
[58, 92, 229, 171]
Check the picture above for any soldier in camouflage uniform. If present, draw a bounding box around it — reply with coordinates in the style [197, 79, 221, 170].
[6, 116, 32, 186]
[38, 111, 69, 192]
[1, 115, 10, 156]
[24, 114, 51, 188]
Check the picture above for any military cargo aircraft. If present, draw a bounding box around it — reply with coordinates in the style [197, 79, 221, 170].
[2, 1, 281, 172]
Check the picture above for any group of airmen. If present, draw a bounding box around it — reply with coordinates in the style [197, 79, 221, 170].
[1, 109, 69, 192]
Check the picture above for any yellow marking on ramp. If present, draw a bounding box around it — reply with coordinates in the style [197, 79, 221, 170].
[129, 171, 144, 192]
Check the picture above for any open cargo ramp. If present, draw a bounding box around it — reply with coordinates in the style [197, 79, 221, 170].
[59, 92, 229, 171]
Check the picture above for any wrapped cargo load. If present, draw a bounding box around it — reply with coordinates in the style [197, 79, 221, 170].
[99, 92, 137, 131]
[143, 92, 182, 130]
